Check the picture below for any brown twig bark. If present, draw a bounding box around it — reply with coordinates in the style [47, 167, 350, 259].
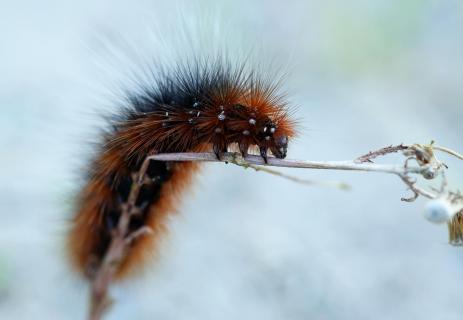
[147, 152, 428, 174]
[355, 144, 409, 163]
[88, 157, 153, 320]
[86, 142, 462, 319]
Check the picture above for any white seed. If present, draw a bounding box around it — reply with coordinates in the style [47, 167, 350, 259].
[263, 127, 267, 132]
[196, 111, 201, 117]
[249, 118, 256, 125]
[265, 136, 270, 141]
[215, 127, 222, 133]
[193, 102, 200, 108]
[423, 198, 456, 224]
[242, 130, 250, 136]
[165, 112, 169, 116]
[188, 118, 194, 124]
[270, 127, 276, 133]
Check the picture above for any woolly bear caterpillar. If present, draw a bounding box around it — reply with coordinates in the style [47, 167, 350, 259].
[68, 23, 297, 280]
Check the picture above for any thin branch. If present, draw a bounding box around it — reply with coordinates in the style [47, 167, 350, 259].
[147, 152, 430, 175]
[146, 146, 456, 203]
[433, 145, 463, 161]
[86, 143, 462, 319]
[228, 157, 351, 190]
[88, 156, 153, 320]
[355, 144, 409, 163]
[398, 174, 437, 201]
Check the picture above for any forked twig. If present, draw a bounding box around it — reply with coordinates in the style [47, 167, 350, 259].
[88, 156, 153, 320]
[355, 144, 409, 163]
[87, 142, 462, 319]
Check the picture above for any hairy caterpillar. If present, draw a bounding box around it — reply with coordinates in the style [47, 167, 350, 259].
[68, 57, 296, 279]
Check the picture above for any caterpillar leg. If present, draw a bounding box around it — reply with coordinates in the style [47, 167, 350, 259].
[239, 141, 250, 158]
[259, 146, 268, 164]
[213, 140, 228, 160]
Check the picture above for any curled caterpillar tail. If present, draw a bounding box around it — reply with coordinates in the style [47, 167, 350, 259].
[68, 57, 296, 280]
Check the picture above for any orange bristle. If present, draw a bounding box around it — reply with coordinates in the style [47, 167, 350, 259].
[68, 57, 297, 280]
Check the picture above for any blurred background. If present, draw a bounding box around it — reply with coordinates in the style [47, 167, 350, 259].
[1, 0, 463, 319]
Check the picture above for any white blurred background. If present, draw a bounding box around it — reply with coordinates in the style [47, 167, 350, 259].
[1, 0, 463, 319]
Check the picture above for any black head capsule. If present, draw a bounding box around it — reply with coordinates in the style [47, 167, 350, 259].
[271, 135, 288, 159]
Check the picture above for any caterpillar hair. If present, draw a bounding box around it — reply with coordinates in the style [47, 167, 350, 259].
[68, 55, 296, 280]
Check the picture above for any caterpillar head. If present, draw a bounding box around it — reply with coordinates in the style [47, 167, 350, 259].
[271, 135, 288, 159]
[255, 118, 290, 160]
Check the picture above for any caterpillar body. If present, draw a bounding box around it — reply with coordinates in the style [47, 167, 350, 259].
[68, 58, 296, 279]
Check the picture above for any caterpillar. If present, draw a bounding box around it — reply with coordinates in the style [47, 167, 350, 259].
[68, 57, 296, 280]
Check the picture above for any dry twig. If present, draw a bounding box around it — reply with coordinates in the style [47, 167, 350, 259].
[355, 144, 409, 163]
[87, 142, 462, 319]
[88, 157, 153, 320]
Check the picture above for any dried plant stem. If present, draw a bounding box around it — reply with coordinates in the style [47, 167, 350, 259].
[433, 145, 463, 160]
[147, 152, 429, 175]
[355, 144, 409, 163]
[228, 159, 351, 190]
[145, 143, 457, 202]
[88, 143, 461, 319]
[88, 157, 153, 320]
[398, 174, 437, 201]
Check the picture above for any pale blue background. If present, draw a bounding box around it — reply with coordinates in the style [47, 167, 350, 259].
[1, 1, 463, 319]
